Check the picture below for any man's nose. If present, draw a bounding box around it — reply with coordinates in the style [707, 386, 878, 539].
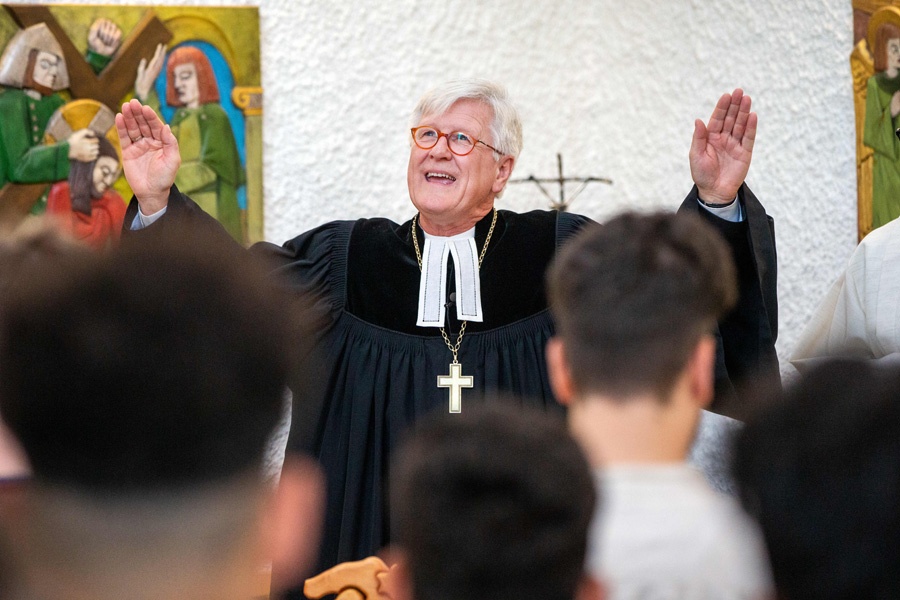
[430, 134, 452, 158]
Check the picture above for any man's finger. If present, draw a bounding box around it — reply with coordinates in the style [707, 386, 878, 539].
[117, 103, 140, 146]
[721, 89, 743, 137]
[114, 113, 131, 151]
[146, 107, 166, 139]
[134, 104, 155, 139]
[732, 95, 752, 143]
[689, 118, 708, 159]
[741, 112, 757, 154]
[139, 103, 165, 139]
[706, 93, 731, 135]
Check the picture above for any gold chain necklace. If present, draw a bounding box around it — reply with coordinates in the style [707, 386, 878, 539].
[411, 208, 497, 412]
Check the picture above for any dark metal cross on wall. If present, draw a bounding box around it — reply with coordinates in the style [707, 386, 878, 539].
[509, 153, 612, 212]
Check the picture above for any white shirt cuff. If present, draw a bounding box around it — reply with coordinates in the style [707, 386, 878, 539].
[697, 196, 743, 222]
[130, 205, 168, 230]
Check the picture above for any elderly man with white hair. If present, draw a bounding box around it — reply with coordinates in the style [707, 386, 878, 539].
[115, 79, 778, 584]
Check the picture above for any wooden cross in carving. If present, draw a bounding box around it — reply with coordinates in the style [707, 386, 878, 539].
[6, 5, 171, 108]
[0, 4, 172, 220]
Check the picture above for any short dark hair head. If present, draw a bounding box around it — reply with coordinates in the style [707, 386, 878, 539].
[390, 402, 595, 600]
[547, 211, 737, 399]
[0, 224, 294, 493]
[732, 359, 900, 600]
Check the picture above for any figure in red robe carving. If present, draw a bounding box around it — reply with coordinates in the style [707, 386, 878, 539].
[46, 135, 125, 249]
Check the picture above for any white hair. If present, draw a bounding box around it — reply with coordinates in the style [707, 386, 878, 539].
[409, 79, 523, 160]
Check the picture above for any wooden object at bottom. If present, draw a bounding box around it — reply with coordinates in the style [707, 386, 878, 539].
[304, 556, 393, 600]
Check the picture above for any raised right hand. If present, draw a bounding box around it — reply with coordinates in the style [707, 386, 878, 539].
[115, 99, 181, 215]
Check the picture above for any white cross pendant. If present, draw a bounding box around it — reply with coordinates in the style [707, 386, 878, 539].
[437, 362, 473, 413]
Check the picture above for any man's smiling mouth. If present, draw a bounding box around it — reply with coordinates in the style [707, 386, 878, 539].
[426, 172, 456, 183]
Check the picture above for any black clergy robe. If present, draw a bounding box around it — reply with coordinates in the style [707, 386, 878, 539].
[123, 182, 778, 592]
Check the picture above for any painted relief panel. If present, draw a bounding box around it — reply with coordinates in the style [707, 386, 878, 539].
[0, 4, 263, 246]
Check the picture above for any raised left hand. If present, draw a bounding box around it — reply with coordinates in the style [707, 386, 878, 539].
[689, 88, 757, 205]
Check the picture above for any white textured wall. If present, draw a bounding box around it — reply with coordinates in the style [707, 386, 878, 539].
[31, 0, 857, 377]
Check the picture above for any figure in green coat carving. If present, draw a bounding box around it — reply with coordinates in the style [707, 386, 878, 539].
[135, 44, 245, 242]
[0, 23, 103, 201]
[864, 22, 900, 230]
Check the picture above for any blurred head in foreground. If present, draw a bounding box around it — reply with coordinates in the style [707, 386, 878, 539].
[0, 224, 323, 600]
[0, 220, 84, 483]
[733, 359, 900, 600]
[387, 403, 602, 600]
[546, 210, 737, 464]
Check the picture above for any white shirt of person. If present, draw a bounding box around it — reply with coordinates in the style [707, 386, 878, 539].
[588, 464, 773, 600]
[791, 216, 900, 372]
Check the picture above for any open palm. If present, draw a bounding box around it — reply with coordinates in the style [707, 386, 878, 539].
[689, 89, 757, 205]
[115, 99, 181, 215]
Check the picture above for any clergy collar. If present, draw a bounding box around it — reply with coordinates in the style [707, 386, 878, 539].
[411, 209, 500, 248]
[414, 209, 500, 328]
[423, 227, 475, 241]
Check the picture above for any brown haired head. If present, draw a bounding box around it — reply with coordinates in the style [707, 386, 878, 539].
[547, 211, 737, 400]
[165, 46, 220, 106]
[875, 22, 900, 72]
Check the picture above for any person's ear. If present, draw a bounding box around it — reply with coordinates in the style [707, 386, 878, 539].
[492, 155, 515, 194]
[687, 334, 716, 409]
[546, 337, 576, 405]
[265, 455, 325, 593]
[575, 573, 606, 600]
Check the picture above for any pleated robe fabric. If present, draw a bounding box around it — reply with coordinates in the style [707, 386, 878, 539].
[264, 208, 588, 583]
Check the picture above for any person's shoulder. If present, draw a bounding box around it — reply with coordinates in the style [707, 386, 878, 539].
[280, 218, 359, 244]
[351, 216, 405, 234]
[499, 208, 591, 228]
[499, 208, 555, 220]
[860, 218, 900, 250]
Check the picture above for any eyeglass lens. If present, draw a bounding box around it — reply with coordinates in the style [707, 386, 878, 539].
[413, 128, 476, 156]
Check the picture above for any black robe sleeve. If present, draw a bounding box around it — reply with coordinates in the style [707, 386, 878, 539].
[121, 185, 233, 241]
[678, 184, 780, 418]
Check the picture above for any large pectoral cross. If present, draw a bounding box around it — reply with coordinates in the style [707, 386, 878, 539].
[437, 361, 473, 413]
